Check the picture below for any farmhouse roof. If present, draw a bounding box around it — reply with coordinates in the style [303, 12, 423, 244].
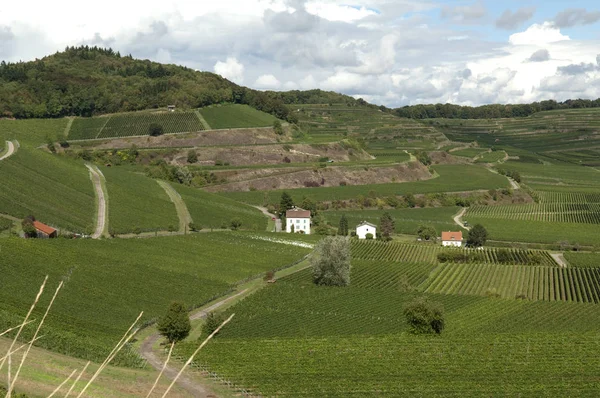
[357, 221, 377, 228]
[442, 231, 463, 241]
[286, 207, 311, 218]
[33, 221, 56, 235]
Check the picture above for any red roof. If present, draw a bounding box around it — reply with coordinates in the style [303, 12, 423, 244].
[33, 221, 57, 235]
[286, 208, 311, 218]
[442, 231, 463, 241]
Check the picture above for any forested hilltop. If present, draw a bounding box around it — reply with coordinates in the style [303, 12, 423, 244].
[0, 46, 356, 120]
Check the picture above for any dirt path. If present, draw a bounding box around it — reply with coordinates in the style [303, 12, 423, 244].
[140, 289, 249, 397]
[86, 164, 108, 239]
[63, 117, 74, 137]
[551, 253, 568, 268]
[453, 208, 470, 230]
[486, 166, 520, 189]
[254, 206, 281, 232]
[157, 180, 193, 233]
[0, 140, 17, 161]
[195, 110, 212, 130]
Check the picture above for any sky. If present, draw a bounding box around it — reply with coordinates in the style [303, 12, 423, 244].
[1, 0, 600, 107]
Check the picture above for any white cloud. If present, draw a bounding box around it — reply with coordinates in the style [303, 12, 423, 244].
[214, 57, 245, 84]
[255, 74, 281, 89]
[304, 3, 378, 23]
[509, 22, 570, 46]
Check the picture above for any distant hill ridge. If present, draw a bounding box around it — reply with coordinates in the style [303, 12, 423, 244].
[0, 46, 357, 121]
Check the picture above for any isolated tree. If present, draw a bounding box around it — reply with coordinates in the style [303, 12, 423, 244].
[467, 224, 488, 247]
[404, 297, 445, 335]
[230, 218, 242, 230]
[338, 215, 349, 236]
[312, 236, 351, 287]
[273, 120, 284, 135]
[379, 212, 395, 241]
[187, 150, 198, 164]
[417, 224, 437, 241]
[280, 191, 294, 217]
[149, 123, 164, 137]
[157, 302, 191, 344]
[202, 312, 226, 337]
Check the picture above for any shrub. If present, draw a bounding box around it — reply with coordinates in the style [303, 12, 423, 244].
[149, 123, 164, 136]
[202, 312, 226, 338]
[230, 218, 242, 230]
[365, 233, 374, 240]
[187, 150, 198, 164]
[264, 270, 275, 281]
[273, 120, 284, 135]
[403, 297, 445, 335]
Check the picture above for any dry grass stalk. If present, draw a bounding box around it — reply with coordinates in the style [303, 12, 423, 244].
[75, 312, 143, 398]
[160, 313, 235, 398]
[0, 321, 34, 339]
[9, 281, 63, 395]
[64, 361, 90, 398]
[47, 369, 77, 398]
[145, 342, 174, 398]
[6, 354, 10, 398]
[0, 276, 47, 372]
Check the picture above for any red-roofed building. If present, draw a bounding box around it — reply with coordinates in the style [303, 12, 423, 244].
[285, 207, 311, 234]
[33, 221, 57, 239]
[441, 231, 463, 247]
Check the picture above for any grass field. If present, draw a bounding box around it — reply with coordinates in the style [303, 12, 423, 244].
[0, 118, 68, 148]
[323, 207, 459, 235]
[0, 148, 95, 233]
[219, 164, 510, 205]
[172, 183, 267, 231]
[0, 233, 310, 366]
[475, 150, 507, 163]
[451, 148, 489, 158]
[198, 104, 278, 129]
[564, 252, 600, 267]
[102, 167, 179, 234]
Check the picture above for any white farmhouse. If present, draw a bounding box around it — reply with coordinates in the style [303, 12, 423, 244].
[286, 207, 311, 234]
[442, 231, 463, 247]
[356, 221, 377, 239]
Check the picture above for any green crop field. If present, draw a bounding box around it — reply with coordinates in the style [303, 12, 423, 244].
[564, 252, 600, 268]
[219, 164, 510, 205]
[177, 237, 600, 396]
[198, 104, 278, 129]
[474, 150, 507, 163]
[172, 183, 267, 231]
[68, 111, 204, 140]
[0, 118, 68, 148]
[102, 167, 179, 234]
[0, 148, 95, 233]
[323, 207, 459, 235]
[451, 148, 489, 158]
[0, 233, 310, 366]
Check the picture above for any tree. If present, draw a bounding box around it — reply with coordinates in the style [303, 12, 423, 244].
[273, 120, 284, 135]
[187, 150, 198, 164]
[202, 312, 226, 337]
[467, 224, 488, 247]
[230, 218, 242, 230]
[280, 191, 294, 217]
[379, 212, 395, 241]
[188, 222, 199, 232]
[338, 215, 349, 236]
[404, 193, 416, 208]
[149, 123, 164, 136]
[21, 216, 37, 238]
[301, 196, 317, 217]
[417, 224, 437, 241]
[312, 236, 351, 287]
[403, 297, 445, 335]
[157, 302, 191, 344]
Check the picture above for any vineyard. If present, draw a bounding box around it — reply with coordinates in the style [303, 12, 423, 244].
[0, 233, 310, 366]
[68, 111, 204, 140]
[564, 252, 600, 268]
[198, 104, 278, 129]
[422, 263, 600, 302]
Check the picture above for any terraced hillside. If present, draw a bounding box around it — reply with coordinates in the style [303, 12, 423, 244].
[177, 240, 600, 397]
[198, 103, 279, 129]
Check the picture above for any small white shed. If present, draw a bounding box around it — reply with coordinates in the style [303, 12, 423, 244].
[356, 221, 377, 239]
[442, 231, 463, 247]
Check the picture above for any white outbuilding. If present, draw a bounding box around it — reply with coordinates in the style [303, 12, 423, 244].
[356, 221, 377, 239]
[442, 231, 463, 247]
[286, 207, 311, 234]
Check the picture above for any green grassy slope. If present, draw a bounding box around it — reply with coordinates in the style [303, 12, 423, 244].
[102, 167, 179, 234]
[0, 233, 310, 366]
[198, 104, 278, 129]
[172, 183, 267, 231]
[0, 148, 95, 232]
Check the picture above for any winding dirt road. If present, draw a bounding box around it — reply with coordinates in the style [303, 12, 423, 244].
[86, 165, 107, 239]
[0, 140, 17, 161]
[140, 289, 248, 397]
[157, 180, 193, 233]
[254, 206, 281, 232]
[453, 208, 470, 231]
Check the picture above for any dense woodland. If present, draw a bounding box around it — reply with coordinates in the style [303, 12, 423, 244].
[0, 46, 352, 121]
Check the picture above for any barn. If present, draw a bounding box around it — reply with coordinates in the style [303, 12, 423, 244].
[356, 221, 377, 239]
[442, 231, 463, 247]
[33, 221, 57, 239]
